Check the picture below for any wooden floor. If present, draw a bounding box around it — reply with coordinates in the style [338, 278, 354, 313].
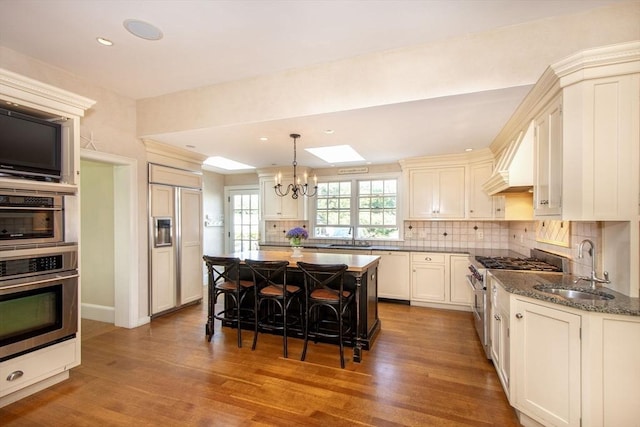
[1, 302, 521, 426]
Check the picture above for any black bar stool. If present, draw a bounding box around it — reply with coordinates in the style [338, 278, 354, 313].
[297, 262, 353, 368]
[245, 259, 302, 358]
[202, 256, 255, 348]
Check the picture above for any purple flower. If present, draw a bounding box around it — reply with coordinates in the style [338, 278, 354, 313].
[285, 227, 308, 240]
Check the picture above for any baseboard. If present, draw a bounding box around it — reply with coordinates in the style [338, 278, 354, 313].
[81, 303, 115, 323]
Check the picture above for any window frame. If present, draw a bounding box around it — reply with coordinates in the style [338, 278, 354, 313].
[310, 172, 403, 242]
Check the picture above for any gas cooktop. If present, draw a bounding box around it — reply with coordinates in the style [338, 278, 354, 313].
[475, 256, 563, 272]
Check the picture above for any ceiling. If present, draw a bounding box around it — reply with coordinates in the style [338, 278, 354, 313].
[0, 0, 631, 173]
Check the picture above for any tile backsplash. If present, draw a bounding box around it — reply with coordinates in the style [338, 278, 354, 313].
[263, 219, 600, 276]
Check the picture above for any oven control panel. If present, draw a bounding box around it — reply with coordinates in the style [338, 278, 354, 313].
[0, 254, 64, 277]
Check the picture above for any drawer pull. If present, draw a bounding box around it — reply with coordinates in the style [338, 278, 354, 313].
[7, 370, 24, 381]
[424, 257, 432, 261]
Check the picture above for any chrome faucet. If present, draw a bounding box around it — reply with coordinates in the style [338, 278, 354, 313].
[349, 226, 356, 246]
[574, 239, 610, 289]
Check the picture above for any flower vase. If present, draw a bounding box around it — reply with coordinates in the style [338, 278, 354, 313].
[291, 246, 303, 258]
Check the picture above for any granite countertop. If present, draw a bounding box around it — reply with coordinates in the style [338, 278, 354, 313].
[489, 270, 640, 316]
[259, 242, 470, 254]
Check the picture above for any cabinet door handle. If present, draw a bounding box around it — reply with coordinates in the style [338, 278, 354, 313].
[515, 313, 523, 319]
[494, 314, 501, 321]
[6, 370, 24, 381]
[424, 257, 432, 261]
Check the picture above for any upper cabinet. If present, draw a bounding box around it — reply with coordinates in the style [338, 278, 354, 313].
[259, 174, 306, 220]
[487, 41, 640, 221]
[561, 73, 640, 220]
[405, 166, 465, 219]
[0, 69, 96, 193]
[468, 160, 496, 219]
[533, 96, 563, 217]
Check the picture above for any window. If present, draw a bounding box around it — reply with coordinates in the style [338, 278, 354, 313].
[313, 177, 399, 240]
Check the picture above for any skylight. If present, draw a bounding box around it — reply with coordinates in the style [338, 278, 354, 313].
[204, 156, 255, 170]
[305, 145, 365, 163]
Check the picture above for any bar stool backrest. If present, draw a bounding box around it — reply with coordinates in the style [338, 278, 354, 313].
[203, 256, 241, 288]
[245, 259, 289, 289]
[296, 262, 349, 298]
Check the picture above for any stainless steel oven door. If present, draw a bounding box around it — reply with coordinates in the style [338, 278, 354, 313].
[0, 271, 78, 361]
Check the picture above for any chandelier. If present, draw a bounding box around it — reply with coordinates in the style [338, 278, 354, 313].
[274, 133, 317, 199]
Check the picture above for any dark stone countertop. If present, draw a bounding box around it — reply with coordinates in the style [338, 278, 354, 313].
[489, 270, 640, 317]
[259, 242, 470, 254]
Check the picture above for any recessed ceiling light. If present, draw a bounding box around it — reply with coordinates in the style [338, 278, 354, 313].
[259, 137, 268, 141]
[324, 129, 335, 134]
[306, 145, 365, 163]
[204, 156, 255, 171]
[96, 37, 113, 46]
[465, 148, 473, 152]
[123, 19, 163, 41]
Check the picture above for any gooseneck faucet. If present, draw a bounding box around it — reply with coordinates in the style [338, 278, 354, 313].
[575, 239, 610, 289]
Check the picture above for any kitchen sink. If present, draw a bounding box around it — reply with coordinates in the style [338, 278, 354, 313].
[328, 243, 371, 249]
[534, 285, 614, 301]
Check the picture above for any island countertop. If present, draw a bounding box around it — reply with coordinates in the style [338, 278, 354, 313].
[227, 250, 381, 272]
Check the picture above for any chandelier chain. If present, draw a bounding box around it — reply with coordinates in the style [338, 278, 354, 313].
[274, 133, 317, 199]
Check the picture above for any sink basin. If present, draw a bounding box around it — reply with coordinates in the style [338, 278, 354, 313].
[534, 285, 614, 301]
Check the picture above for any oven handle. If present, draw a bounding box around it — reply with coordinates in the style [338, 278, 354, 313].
[0, 273, 79, 290]
[466, 274, 480, 292]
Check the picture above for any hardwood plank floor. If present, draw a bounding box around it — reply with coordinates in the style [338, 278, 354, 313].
[1, 302, 520, 426]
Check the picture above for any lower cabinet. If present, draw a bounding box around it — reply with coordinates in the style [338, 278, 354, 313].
[512, 298, 581, 427]
[582, 313, 640, 427]
[373, 250, 410, 301]
[410, 253, 471, 310]
[0, 339, 78, 406]
[489, 280, 640, 427]
[411, 252, 447, 302]
[490, 278, 510, 397]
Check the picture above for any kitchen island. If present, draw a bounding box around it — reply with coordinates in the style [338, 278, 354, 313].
[223, 250, 381, 362]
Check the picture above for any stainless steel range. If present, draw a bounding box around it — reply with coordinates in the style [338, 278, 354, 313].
[467, 248, 568, 359]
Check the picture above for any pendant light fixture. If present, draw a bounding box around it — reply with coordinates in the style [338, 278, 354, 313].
[274, 133, 317, 199]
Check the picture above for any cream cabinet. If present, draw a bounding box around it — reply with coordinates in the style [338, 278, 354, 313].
[410, 253, 470, 311]
[512, 298, 581, 427]
[406, 167, 465, 219]
[468, 161, 495, 219]
[533, 96, 563, 217]
[582, 313, 640, 426]
[373, 250, 410, 301]
[411, 252, 447, 302]
[260, 175, 305, 220]
[0, 339, 77, 406]
[561, 73, 640, 220]
[489, 277, 511, 398]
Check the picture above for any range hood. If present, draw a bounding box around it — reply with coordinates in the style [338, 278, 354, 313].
[483, 121, 534, 196]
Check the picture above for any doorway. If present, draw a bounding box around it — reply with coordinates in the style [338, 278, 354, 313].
[80, 150, 140, 328]
[226, 187, 260, 252]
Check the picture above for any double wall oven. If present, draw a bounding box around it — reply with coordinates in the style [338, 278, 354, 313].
[0, 245, 78, 362]
[0, 190, 77, 362]
[467, 249, 567, 359]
